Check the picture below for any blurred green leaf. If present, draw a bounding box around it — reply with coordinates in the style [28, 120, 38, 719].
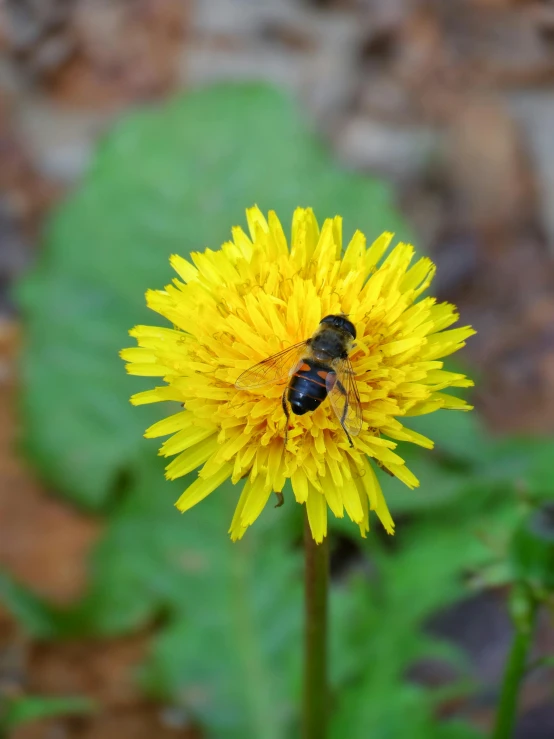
[17, 82, 409, 511]
[381, 408, 553, 516]
[407, 408, 494, 466]
[1, 695, 94, 731]
[327, 480, 524, 739]
[72, 462, 303, 739]
[520, 439, 554, 498]
[0, 575, 61, 639]
[511, 503, 554, 592]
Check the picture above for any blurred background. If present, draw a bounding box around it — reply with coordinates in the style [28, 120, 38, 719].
[1, 1, 554, 738]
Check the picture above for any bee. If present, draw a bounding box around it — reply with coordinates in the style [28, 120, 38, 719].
[235, 314, 363, 448]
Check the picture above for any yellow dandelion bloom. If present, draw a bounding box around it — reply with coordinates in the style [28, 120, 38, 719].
[121, 206, 475, 543]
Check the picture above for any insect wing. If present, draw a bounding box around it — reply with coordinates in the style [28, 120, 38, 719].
[235, 341, 308, 389]
[326, 357, 363, 436]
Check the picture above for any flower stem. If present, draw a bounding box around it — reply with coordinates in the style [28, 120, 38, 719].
[303, 513, 329, 739]
[492, 599, 537, 739]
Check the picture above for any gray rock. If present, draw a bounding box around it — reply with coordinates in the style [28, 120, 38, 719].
[507, 91, 554, 254]
[335, 115, 442, 181]
[12, 96, 113, 183]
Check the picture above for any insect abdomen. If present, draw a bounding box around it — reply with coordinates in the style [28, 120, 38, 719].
[287, 361, 332, 416]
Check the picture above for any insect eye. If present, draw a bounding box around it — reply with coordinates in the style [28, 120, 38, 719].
[320, 314, 356, 338]
[344, 320, 357, 339]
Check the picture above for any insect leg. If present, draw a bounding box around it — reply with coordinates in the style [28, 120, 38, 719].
[369, 428, 396, 478]
[276, 393, 288, 502]
[281, 388, 291, 449]
[375, 460, 395, 478]
[335, 379, 354, 448]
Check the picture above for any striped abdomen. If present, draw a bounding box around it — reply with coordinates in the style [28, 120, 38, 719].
[287, 359, 336, 416]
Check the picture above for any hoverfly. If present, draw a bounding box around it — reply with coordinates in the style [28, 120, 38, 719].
[235, 314, 363, 448]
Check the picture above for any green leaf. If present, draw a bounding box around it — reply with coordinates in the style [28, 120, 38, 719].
[510, 503, 554, 591]
[378, 451, 469, 514]
[327, 482, 520, 739]
[17, 82, 409, 510]
[520, 438, 554, 499]
[2, 695, 94, 730]
[404, 409, 493, 467]
[62, 461, 303, 738]
[0, 574, 61, 639]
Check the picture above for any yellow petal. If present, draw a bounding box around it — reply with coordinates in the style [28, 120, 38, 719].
[385, 462, 420, 489]
[306, 485, 328, 543]
[229, 480, 252, 541]
[321, 475, 344, 518]
[341, 476, 365, 524]
[361, 458, 395, 535]
[144, 410, 194, 439]
[159, 424, 217, 457]
[165, 436, 219, 480]
[291, 469, 309, 504]
[175, 462, 233, 512]
[130, 387, 184, 405]
[170, 254, 198, 283]
[125, 360, 175, 376]
[240, 474, 273, 527]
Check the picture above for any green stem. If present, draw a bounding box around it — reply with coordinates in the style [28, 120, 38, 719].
[231, 541, 279, 739]
[492, 600, 537, 739]
[303, 513, 329, 739]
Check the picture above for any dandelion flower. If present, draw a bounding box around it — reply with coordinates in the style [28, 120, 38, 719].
[121, 207, 475, 543]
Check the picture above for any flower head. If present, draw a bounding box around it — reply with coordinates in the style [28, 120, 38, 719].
[121, 207, 475, 542]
